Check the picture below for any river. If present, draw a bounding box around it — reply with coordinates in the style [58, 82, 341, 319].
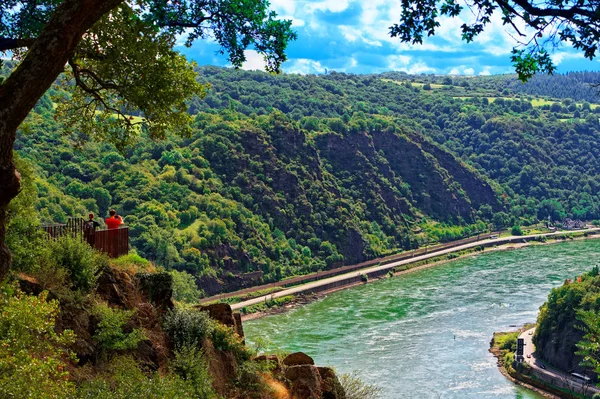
[244, 239, 600, 398]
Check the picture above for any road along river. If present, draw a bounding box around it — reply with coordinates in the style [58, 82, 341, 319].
[244, 239, 600, 398]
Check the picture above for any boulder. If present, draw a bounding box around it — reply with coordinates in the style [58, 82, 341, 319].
[318, 367, 346, 399]
[285, 365, 322, 399]
[196, 302, 245, 340]
[283, 351, 315, 367]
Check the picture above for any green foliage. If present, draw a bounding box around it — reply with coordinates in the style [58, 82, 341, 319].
[75, 356, 196, 399]
[93, 303, 145, 356]
[511, 225, 523, 236]
[17, 65, 600, 296]
[0, 285, 76, 399]
[389, 0, 595, 81]
[498, 333, 518, 351]
[170, 269, 204, 303]
[576, 309, 600, 376]
[240, 295, 294, 314]
[5, 154, 45, 272]
[110, 252, 155, 273]
[163, 308, 214, 350]
[210, 321, 250, 362]
[534, 267, 600, 373]
[171, 345, 218, 399]
[49, 234, 107, 293]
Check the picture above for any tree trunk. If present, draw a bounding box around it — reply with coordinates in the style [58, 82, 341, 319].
[0, 0, 123, 280]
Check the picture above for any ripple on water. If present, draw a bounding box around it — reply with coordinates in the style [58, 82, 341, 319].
[245, 239, 600, 399]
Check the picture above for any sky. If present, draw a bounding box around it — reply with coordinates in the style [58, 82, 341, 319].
[177, 0, 600, 76]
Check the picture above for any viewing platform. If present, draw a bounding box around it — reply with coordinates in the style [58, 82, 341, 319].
[40, 217, 129, 258]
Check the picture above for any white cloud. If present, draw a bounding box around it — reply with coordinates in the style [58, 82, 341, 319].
[449, 68, 460, 75]
[463, 67, 475, 75]
[404, 62, 436, 74]
[387, 55, 436, 74]
[269, 0, 296, 16]
[339, 26, 382, 47]
[278, 15, 305, 27]
[551, 51, 584, 66]
[306, 0, 351, 13]
[387, 54, 412, 70]
[285, 58, 327, 74]
[241, 50, 267, 71]
[479, 67, 492, 76]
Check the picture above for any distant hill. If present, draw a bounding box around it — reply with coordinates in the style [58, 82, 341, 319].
[14, 67, 600, 294]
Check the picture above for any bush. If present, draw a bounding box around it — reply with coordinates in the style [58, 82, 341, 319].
[49, 234, 107, 292]
[75, 356, 195, 399]
[110, 252, 156, 274]
[336, 372, 382, 399]
[93, 303, 145, 357]
[163, 308, 213, 350]
[511, 225, 523, 236]
[170, 269, 204, 303]
[0, 285, 76, 399]
[210, 321, 250, 362]
[172, 345, 217, 399]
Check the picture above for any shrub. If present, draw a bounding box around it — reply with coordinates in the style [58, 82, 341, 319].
[499, 334, 517, 351]
[172, 345, 217, 399]
[360, 274, 368, 283]
[170, 269, 204, 303]
[511, 225, 523, 236]
[163, 308, 213, 350]
[93, 303, 145, 357]
[110, 252, 156, 274]
[336, 372, 382, 399]
[49, 234, 107, 292]
[0, 285, 76, 399]
[210, 321, 250, 362]
[75, 356, 195, 399]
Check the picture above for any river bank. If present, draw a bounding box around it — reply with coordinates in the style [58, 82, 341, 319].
[241, 233, 600, 322]
[489, 328, 561, 399]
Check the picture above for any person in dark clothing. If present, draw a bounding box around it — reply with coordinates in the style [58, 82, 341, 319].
[84, 212, 101, 246]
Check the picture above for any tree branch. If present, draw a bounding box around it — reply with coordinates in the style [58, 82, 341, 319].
[0, 38, 36, 52]
[505, 0, 595, 21]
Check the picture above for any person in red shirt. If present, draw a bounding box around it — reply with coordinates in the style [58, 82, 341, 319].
[105, 209, 124, 229]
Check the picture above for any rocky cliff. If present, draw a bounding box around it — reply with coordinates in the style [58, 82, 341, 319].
[18, 266, 345, 398]
[534, 272, 600, 377]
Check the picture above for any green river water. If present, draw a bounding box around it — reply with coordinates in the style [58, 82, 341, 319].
[245, 239, 600, 398]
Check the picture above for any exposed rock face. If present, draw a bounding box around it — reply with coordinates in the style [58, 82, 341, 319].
[535, 321, 587, 375]
[285, 365, 323, 399]
[136, 272, 175, 312]
[283, 352, 315, 366]
[196, 302, 245, 341]
[318, 367, 346, 399]
[202, 337, 239, 395]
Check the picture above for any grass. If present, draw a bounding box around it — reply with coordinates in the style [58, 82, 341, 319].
[180, 218, 202, 233]
[454, 96, 500, 102]
[493, 331, 519, 350]
[380, 79, 446, 89]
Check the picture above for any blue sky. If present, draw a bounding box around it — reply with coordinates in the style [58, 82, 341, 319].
[177, 0, 600, 76]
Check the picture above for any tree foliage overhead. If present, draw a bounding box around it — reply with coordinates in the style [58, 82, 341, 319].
[0, 0, 295, 280]
[1, 0, 295, 148]
[391, 0, 600, 81]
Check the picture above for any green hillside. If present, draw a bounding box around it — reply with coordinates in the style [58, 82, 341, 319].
[12, 67, 600, 295]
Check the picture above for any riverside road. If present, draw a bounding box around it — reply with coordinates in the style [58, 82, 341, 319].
[231, 228, 600, 311]
[520, 327, 600, 397]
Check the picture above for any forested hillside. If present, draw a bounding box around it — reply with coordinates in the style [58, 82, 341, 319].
[11, 66, 600, 295]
